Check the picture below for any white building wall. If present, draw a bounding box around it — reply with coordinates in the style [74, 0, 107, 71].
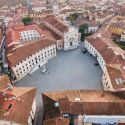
[88, 26, 98, 33]
[28, 99, 37, 125]
[84, 40, 106, 72]
[102, 69, 113, 91]
[4, 17, 13, 26]
[20, 30, 41, 43]
[44, 20, 80, 51]
[64, 27, 79, 50]
[28, 116, 32, 125]
[84, 39, 112, 91]
[44, 19, 80, 51]
[56, 40, 63, 50]
[32, 7, 46, 12]
[53, 4, 59, 15]
[0, 121, 20, 125]
[30, 99, 37, 119]
[83, 115, 125, 124]
[120, 34, 125, 42]
[12, 44, 56, 80]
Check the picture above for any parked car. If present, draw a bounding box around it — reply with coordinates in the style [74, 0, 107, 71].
[82, 47, 87, 53]
[95, 61, 99, 66]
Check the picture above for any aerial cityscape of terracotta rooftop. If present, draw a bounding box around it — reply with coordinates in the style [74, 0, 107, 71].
[0, 0, 125, 125]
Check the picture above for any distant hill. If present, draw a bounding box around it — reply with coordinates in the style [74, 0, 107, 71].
[0, 0, 27, 7]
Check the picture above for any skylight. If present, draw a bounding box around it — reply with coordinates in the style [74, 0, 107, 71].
[116, 78, 123, 85]
[54, 102, 59, 107]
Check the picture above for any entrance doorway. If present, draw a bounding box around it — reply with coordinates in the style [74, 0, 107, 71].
[70, 42, 73, 46]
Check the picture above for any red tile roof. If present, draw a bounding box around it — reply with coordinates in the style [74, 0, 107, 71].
[109, 22, 125, 29]
[0, 87, 36, 125]
[43, 117, 70, 125]
[106, 65, 125, 90]
[16, 6, 28, 14]
[44, 16, 69, 34]
[86, 31, 125, 91]
[0, 75, 10, 91]
[86, 36, 120, 64]
[6, 24, 44, 46]
[7, 38, 55, 67]
[42, 90, 125, 122]
[39, 25, 62, 41]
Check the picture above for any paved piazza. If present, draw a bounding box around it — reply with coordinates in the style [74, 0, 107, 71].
[15, 46, 103, 101]
[15, 46, 103, 125]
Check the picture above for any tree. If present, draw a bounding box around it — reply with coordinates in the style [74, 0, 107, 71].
[22, 17, 32, 25]
[72, 13, 79, 20]
[68, 13, 79, 24]
[79, 23, 89, 41]
[69, 115, 74, 125]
